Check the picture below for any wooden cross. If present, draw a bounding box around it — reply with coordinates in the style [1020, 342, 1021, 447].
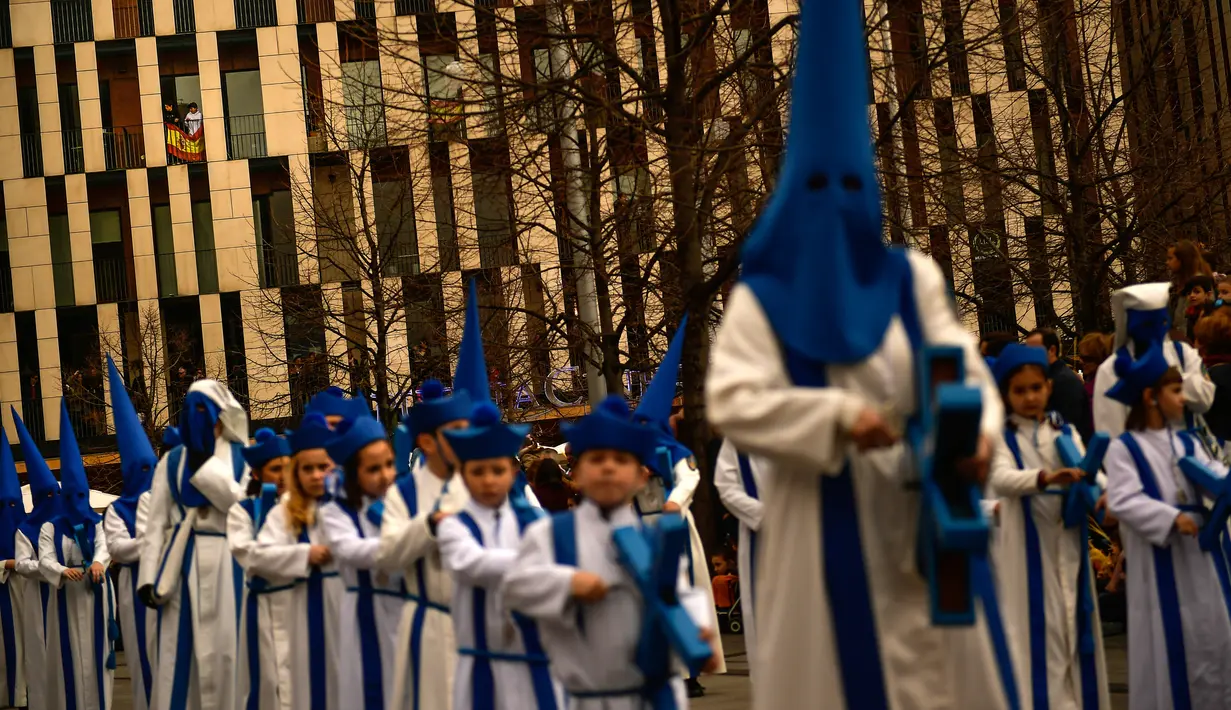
[1178, 456, 1231, 553]
[1055, 431, 1109, 528]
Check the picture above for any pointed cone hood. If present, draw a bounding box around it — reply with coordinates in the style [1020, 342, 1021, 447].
[737, 0, 910, 366]
[0, 426, 26, 559]
[107, 354, 157, 502]
[11, 406, 62, 546]
[58, 400, 102, 527]
[634, 316, 688, 428]
[454, 278, 491, 405]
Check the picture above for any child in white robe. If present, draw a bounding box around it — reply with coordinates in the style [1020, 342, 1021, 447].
[438, 402, 563, 710]
[712, 439, 764, 679]
[229, 428, 293, 710]
[320, 416, 403, 710]
[502, 396, 719, 709]
[252, 414, 343, 710]
[989, 344, 1111, 710]
[0, 426, 26, 710]
[40, 402, 115, 710]
[1104, 347, 1231, 709]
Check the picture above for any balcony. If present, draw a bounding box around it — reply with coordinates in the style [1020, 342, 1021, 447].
[51, 0, 93, 44]
[20, 133, 43, 178]
[62, 129, 84, 174]
[225, 114, 267, 160]
[356, 0, 375, 19]
[296, 0, 333, 22]
[173, 0, 195, 33]
[261, 244, 298, 289]
[20, 398, 44, 443]
[104, 126, 145, 171]
[234, 0, 276, 28]
[113, 0, 154, 38]
[395, 0, 432, 13]
[94, 254, 132, 303]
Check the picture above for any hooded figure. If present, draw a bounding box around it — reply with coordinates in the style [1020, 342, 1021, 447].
[1093, 283, 1214, 438]
[632, 317, 726, 676]
[138, 380, 250, 710]
[102, 355, 157, 710]
[0, 425, 27, 709]
[11, 406, 63, 710]
[40, 401, 116, 710]
[705, 0, 1010, 706]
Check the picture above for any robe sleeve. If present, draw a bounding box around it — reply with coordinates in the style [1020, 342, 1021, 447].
[189, 457, 246, 513]
[1105, 439, 1181, 547]
[136, 491, 151, 537]
[138, 457, 173, 589]
[714, 440, 763, 532]
[677, 554, 711, 632]
[989, 429, 1041, 498]
[1184, 436, 1231, 498]
[227, 502, 257, 572]
[38, 523, 67, 588]
[501, 517, 577, 626]
[250, 505, 312, 580]
[103, 507, 141, 564]
[438, 516, 517, 588]
[320, 502, 382, 571]
[1179, 341, 1215, 414]
[14, 532, 39, 579]
[706, 285, 866, 474]
[667, 457, 699, 510]
[92, 522, 111, 568]
[376, 483, 439, 571]
[1092, 358, 1127, 439]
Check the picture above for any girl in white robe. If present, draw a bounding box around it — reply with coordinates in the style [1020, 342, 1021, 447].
[319, 417, 402, 710]
[988, 344, 1111, 710]
[0, 427, 27, 710]
[1104, 353, 1231, 709]
[253, 414, 343, 710]
[713, 439, 764, 678]
[229, 429, 293, 710]
[39, 402, 116, 710]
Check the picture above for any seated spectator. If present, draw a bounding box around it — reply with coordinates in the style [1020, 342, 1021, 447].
[711, 553, 738, 610]
[1077, 332, 1113, 437]
[1025, 327, 1090, 439]
[1185, 274, 1217, 342]
[980, 331, 1017, 358]
[1195, 309, 1231, 442]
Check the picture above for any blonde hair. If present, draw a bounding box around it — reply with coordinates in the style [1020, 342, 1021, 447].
[284, 455, 319, 536]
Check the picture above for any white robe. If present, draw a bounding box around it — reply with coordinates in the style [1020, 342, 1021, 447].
[1105, 428, 1231, 709]
[228, 496, 293, 710]
[1093, 339, 1213, 438]
[501, 499, 710, 709]
[253, 503, 343, 710]
[706, 257, 1012, 710]
[137, 438, 248, 710]
[713, 439, 765, 677]
[377, 459, 468, 710]
[104, 492, 153, 710]
[319, 498, 402, 710]
[0, 541, 26, 709]
[990, 416, 1110, 710]
[39, 521, 115, 710]
[14, 530, 49, 710]
[439, 499, 564, 710]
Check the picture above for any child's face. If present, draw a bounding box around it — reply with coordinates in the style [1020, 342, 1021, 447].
[1006, 366, 1052, 421]
[355, 440, 395, 499]
[711, 556, 729, 575]
[260, 456, 291, 494]
[1156, 381, 1187, 423]
[1218, 281, 1231, 302]
[461, 457, 517, 509]
[296, 449, 333, 499]
[1189, 285, 1211, 306]
[572, 449, 649, 509]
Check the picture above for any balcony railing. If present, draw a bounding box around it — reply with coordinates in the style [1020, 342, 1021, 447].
[260, 244, 298, 289]
[173, 0, 195, 33]
[356, 0, 375, 18]
[113, 0, 154, 38]
[20, 133, 43, 178]
[20, 399, 44, 443]
[156, 251, 177, 298]
[62, 129, 84, 173]
[93, 254, 132, 303]
[225, 113, 267, 160]
[297, 0, 333, 23]
[103, 126, 145, 171]
[64, 400, 108, 440]
[51, 0, 93, 44]
[381, 239, 419, 278]
[395, 0, 432, 13]
[234, 0, 276, 28]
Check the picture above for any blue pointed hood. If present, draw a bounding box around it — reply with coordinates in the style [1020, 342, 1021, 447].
[57, 400, 103, 534]
[0, 427, 26, 559]
[454, 278, 491, 404]
[737, 0, 910, 366]
[108, 354, 156, 535]
[11, 406, 62, 547]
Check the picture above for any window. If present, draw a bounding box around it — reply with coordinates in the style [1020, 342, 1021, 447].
[255, 190, 297, 289]
[477, 53, 501, 136]
[60, 84, 84, 173]
[473, 171, 515, 269]
[1000, 2, 1027, 91]
[0, 221, 10, 312]
[1028, 89, 1060, 214]
[91, 210, 129, 303]
[224, 70, 266, 159]
[50, 215, 74, 307]
[424, 54, 464, 141]
[193, 202, 218, 293]
[342, 60, 386, 148]
[942, 0, 970, 95]
[153, 204, 177, 297]
[374, 179, 419, 278]
[429, 142, 459, 271]
[90, 210, 122, 244]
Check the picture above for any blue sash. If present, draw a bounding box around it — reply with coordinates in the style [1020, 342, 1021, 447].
[298, 527, 329, 710]
[397, 473, 449, 710]
[54, 530, 78, 710]
[550, 511, 584, 634]
[120, 562, 153, 705]
[338, 503, 386, 710]
[239, 486, 279, 710]
[735, 453, 759, 604]
[0, 583, 16, 706]
[54, 526, 115, 710]
[1120, 433, 1192, 710]
[1175, 432, 1231, 623]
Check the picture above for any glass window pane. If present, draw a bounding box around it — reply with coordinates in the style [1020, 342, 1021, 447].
[89, 210, 122, 244]
[224, 70, 264, 117]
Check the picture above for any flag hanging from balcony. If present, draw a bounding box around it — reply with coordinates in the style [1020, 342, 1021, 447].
[165, 122, 205, 162]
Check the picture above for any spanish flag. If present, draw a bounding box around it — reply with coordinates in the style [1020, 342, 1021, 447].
[165, 122, 205, 162]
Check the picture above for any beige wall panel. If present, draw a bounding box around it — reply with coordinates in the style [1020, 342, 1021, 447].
[0, 313, 16, 434]
[441, 271, 464, 375]
[321, 283, 348, 385]
[96, 302, 119, 432]
[8, 267, 31, 312]
[173, 247, 199, 295]
[30, 264, 54, 310]
[241, 288, 289, 420]
[448, 141, 478, 271]
[216, 245, 256, 292]
[133, 252, 158, 300]
[35, 307, 59, 440]
[91, 0, 115, 40]
[11, 4, 51, 48]
[199, 293, 225, 377]
[0, 135, 19, 182]
[71, 261, 96, 305]
[153, 0, 176, 35]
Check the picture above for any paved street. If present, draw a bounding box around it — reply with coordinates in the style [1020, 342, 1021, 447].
[108, 632, 1131, 709]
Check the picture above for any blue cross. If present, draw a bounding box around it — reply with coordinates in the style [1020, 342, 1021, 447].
[909, 346, 988, 626]
[393, 423, 413, 481]
[1055, 431, 1109, 528]
[1178, 456, 1231, 553]
[612, 515, 712, 707]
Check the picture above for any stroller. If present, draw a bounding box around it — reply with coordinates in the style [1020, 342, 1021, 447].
[713, 573, 744, 633]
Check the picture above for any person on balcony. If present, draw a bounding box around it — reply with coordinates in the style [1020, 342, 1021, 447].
[184, 103, 203, 136]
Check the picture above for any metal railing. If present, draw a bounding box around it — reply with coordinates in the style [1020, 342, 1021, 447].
[155, 251, 177, 298]
[382, 239, 419, 278]
[225, 113, 267, 160]
[356, 0, 375, 18]
[20, 399, 44, 442]
[297, 0, 333, 23]
[261, 245, 298, 289]
[103, 126, 145, 171]
[62, 129, 84, 173]
[395, 0, 432, 13]
[20, 133, 42, 178]
[173, 0, 195, 33]
[93, 253, 132, 303]
[113, 0, 154, 38]
[64, 400, 108, 440]
[234, 0, 276, 28]
[51, 0, 93, 44]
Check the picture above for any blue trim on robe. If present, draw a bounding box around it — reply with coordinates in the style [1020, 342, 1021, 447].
[121, 563, 153, 705]
[550, 511, 584, 634]
[337, 503, 386, 710]
[0, 584, 16, 706]
[735, 453, 759, 608]
[298, 527, 330, 710]
[1175, 432, 1231, 623]
[1003, 431, 1051, 709]
[54, 531, 79, 710]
